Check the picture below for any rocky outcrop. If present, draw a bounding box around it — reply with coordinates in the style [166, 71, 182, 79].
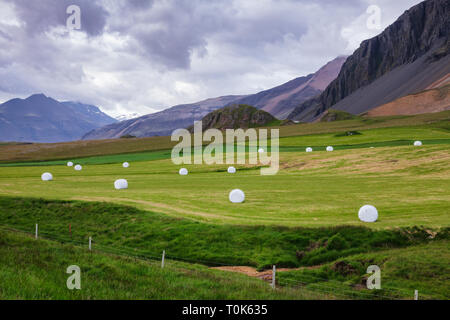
[288, 0, 450, 121]
[188, 104, 278, 132]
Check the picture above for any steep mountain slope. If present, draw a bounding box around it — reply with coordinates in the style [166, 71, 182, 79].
[82, 95, 245, 140]
[0, 94, 116, 143]
[187, 104, 279, 132]
[61, 101, 117, 127]
[288, 0, 450, 121]
[366, 83, 450, 117]
[228, 56, 347, 119]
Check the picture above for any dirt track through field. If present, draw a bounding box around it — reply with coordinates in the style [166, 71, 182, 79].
[211, 266, 317, 281]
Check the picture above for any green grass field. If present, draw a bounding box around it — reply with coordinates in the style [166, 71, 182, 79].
[0, 141, 448, 228]
[2, 197, 445, 270]
[277, 240, 450, 300]
[0, 111, 448, 164]
[0, 229, 333, 299]
[0, 111, 449, 299]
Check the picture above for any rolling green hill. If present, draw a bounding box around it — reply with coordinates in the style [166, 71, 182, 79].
[0, 198, 447, 299]
[0, 228, 330, 300]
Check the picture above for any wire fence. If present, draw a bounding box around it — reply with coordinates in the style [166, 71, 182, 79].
[0, 223, 425, 300]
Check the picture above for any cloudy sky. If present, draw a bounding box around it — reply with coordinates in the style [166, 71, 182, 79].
[0, 0, 423, 118]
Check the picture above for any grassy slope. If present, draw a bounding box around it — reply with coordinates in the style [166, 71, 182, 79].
[0, 198, 447, 299]
[277, 241, 450, 300]
[0, 197, 447, 270]
[319, 109, 358, 122]
[0, 229, 329, 300]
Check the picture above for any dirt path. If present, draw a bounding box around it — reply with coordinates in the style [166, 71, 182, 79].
[211, 266, 303, 281]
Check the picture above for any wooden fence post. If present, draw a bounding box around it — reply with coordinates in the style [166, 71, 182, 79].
[414, 290, 418, 300]
[161, 250, 165, 268]
[271, 265, 276, 289]
[35, 224, 38, 239]
[89, 237, 92, 251]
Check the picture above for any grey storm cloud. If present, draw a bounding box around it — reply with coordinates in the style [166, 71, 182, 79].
[6, 0, 108, 36]
[107, 0, 368, 69]
[127, 0, 155, 9]
[109, 0, 238, 69]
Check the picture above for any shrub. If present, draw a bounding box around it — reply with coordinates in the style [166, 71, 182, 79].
[327, 233, 349, 251]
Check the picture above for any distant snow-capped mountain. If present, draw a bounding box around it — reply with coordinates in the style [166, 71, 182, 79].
[82, 95, 246, 140]
[0, 94, 117, 143]
[115, 113, 142, 121]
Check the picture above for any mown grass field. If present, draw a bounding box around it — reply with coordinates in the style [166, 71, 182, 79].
[0, 140, 448, 228]
[0, 111, 449, 299]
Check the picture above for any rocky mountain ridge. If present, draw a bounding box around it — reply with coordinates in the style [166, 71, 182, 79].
[288, 0, 450, 121]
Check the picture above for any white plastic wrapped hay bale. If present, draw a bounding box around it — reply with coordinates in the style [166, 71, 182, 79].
[306, 147, 313, 152]
[67, 161, 73, 167]
[258, 148, 264, 153]
[326, 146, 334, 152]
[41, 172, 53, 181]
[229, 189, 245, 203]
[358, 205, 378, 223]
[414, 141, 422, 146]
[74, 165, 82, 171]
[123, 162, 130, 168]
[227, 166, 236, 174]
[114, 179, 128, 190]
[179, 168, 188, 175]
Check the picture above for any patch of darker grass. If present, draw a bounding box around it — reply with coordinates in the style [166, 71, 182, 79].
[0, 196, 447, 270]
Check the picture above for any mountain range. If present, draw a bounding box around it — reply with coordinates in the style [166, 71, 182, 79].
[82, 56, 345, 140]
[81, 0, 450, 140]
[288, 0, 450, 121]
[82, 95, 246, 140]
[1, 0, 448, 143]
[0, 94, 116, 143]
